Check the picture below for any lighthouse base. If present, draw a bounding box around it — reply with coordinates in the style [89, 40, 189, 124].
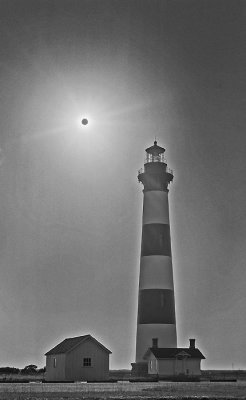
[131, 362, 148, 377]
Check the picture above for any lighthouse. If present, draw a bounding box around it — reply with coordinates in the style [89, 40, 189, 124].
[133, 141, 177, 374]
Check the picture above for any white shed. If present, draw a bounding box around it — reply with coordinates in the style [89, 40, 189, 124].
[45, 334, 111, 382]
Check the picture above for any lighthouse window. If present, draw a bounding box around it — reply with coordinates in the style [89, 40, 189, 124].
[83, 358, 92, 367]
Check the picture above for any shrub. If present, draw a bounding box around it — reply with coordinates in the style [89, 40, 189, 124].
[0, 367, 20, 374]
[21, 364, 38, 374]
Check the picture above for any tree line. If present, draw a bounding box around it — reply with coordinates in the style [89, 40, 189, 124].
[0, 365, 45, 374]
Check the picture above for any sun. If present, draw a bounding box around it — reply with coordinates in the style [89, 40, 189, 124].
[76, 115, 93, 129]
[81, 118, 88, 126]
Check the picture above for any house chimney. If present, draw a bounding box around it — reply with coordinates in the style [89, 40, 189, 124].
[189, 338, 195, 349]
[152, 338, 158, 348]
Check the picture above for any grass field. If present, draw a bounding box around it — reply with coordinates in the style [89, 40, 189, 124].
[0, 381, 246, 399]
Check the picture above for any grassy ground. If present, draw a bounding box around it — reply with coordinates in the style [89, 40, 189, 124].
[0, 381, 246, 399]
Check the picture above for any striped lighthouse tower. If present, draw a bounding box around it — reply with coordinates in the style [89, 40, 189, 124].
[134, 141, 177, 373]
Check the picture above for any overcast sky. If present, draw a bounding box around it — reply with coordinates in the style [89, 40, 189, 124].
[0, 0, 245, 370]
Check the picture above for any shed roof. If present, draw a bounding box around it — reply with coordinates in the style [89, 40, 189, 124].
[144, 347, 205, 360]
[45, 334, 112, 356]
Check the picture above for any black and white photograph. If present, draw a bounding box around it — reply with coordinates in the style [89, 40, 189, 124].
[0, 0, 245, 397]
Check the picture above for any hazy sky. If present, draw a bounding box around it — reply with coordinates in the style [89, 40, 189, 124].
[0, 0, 246, 370]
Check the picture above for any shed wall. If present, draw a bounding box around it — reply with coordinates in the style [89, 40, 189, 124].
[46, 354, 66, 381]
[65, 339, 109, 381]
[159, 358, 201, 376]
[148, 357, 202, 376]
[147, 353, 158, 374]
[157, 359, 175, 375]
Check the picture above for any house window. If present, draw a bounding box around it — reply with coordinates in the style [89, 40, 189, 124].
[150, 360, 152, 370]
[83, 358, 91, 367]
[53, 358, 57, 368]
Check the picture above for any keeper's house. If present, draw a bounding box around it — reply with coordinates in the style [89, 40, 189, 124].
[144, 338, 205, 377]
[45, 334, 111, 382]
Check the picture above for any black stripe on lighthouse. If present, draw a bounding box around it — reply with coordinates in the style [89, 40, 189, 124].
[138, 289, 175, 324]
[141, 223, 171, 256]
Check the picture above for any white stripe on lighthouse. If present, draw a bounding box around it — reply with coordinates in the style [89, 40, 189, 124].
[143, 191, 170, 225]
[136, 324, 177, 362]
[139, 256, 174, 290]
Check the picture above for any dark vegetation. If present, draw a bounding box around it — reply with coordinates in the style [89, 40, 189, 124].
[202, 369, 246, 381]
[0, 365, 46, 375]
[0, 368, 19, 375]
[0, 367, 246, 384]
[0, 365, 46, 382]
[109, 369, 246, 382]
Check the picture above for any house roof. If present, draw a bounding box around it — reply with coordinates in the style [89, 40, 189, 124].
[45, 334, 112, 356]
[144, 347, 205, 360]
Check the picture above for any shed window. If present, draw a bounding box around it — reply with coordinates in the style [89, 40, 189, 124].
[53, 358, 56, 368]
[83, 358, 91, 367]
